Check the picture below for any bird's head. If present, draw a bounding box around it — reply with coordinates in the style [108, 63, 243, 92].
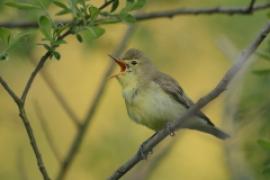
[109, 48, 156, 88]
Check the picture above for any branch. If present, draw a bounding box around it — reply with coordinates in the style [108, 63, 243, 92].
[29, 56, 81, 127]
[18, 107, 51, 180]
[135, 2, 269, 21]
[20, 27, 73, 104]
[55, 25, 136, 180]
[108, 20, 270, 180]
[129, 139, 177, 180]
[1, 2, 270, 29]
[247, 0, 256, 12]
[0, 76, 21, 105]
[34, 101, 62, 164]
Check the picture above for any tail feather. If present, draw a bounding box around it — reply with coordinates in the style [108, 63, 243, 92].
[206, 126, 230, 140]
[189, 125, 230, 140]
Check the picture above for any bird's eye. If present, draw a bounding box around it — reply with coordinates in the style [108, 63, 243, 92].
[131, 61, 137, 65]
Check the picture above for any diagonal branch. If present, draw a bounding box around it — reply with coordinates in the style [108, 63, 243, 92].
[29, 56, 81, 127]
[247, 0, 256, 12]
[1, 2, 270, 29]
[34, 101, 63, 164]
[0, 76, 21, 105]
[109, 20, 270, 180]
[55, 25, 136, 180]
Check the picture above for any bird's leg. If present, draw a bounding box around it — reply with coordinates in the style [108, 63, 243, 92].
[166, 122, 176, 136]
[138, 132, 157, 160]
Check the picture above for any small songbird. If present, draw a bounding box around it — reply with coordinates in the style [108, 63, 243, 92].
[110, 48, 229, 140]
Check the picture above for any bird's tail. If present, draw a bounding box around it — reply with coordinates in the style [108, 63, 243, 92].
[189, 125, 230, 140]
[200, 125, 230, 140]
[206, 126, 230, 140]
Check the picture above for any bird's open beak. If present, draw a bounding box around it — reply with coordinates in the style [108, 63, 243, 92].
[108, 54, 127, 79]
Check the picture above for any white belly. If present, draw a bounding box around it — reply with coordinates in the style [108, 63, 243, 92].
[123, 82, 187, 130]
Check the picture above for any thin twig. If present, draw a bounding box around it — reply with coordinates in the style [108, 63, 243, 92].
[1, 2, 270, 29]
[55, 25, 136, 180]
[247, 0, 256, 12]
[21, 28, 72, 104]
[99, 0, 115, 11]
[129, 139, 177, 180]
[0, 76, 21, 105]
[29, 56, 81, 127]
[18, 107, 51, 180]
[34, 101, 63, 164]
[135, 2, 269, 21]
[109, 20, 270, 180]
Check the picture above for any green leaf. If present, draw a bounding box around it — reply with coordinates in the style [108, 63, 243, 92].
[52, 51, 61, 60]
[0, 52, 8, 61]
[89, 6, 100, 20]
[111, 0, 119, 12]
[0, 28, 11, 45]
[252, 69, 270, 76]
[76, 34, 83, 43]
[258, 139, 270, 151]
[8, 31, 33, 50]
[85, 26, 105, 39]
[52, 39, 66, 46]
[38, 16, 53, 41]
[119, 12, 136, 23]
[133, 0, 146, 10]
[56, 8, 72, 16]
[53, 1, 68, 9]
[5, 2, 41, 10]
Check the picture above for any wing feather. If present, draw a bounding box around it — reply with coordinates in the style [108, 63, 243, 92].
[153, 72, 215, 126]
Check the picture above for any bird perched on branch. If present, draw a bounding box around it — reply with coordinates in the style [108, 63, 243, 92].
[110, 48, 229, 140]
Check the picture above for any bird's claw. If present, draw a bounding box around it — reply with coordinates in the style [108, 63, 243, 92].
[139, 143, 148, 160]
[167, 123, 175, 136]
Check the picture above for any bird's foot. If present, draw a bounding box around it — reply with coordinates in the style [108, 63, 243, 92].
[138, 133, 157, 160]
[139, 142, 149, 160]
[166, 123, 175, 136]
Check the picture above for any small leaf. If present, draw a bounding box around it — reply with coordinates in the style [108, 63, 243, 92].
[76, 34, 83, 43]
[258, 139, 270, 151]
[52, 51, 61, 60]
[0, 52, 8, 61]
[5, 2, 41, 10]
[56, 9, 72, 16]
[85, 26, 105, 39]
[38, 16, 53, 41]
[119, 12, 136, 23]
[89, 6, 100, 20]
[8, 31, 33, 50]
[133, 0, 146, 10]
[252, 69, 270, 76]
[0, 28, 11, 45]
[53, 1, 68, 9]
[54, 39, 66, 46]
[111, 0, 119, 12]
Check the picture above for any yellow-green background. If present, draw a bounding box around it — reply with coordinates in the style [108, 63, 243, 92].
[0, 0, 269, 179]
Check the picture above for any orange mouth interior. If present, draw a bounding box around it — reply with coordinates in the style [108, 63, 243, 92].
[109, 54, 126, 72]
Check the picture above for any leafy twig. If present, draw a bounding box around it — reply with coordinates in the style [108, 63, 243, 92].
[34, 101, 63, 164]
[1, 2, 270, 28]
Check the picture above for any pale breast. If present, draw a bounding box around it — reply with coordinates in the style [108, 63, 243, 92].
[123, 81, 187, 131]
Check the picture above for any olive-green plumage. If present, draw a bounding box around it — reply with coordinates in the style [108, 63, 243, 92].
[113, 48, 229, 139]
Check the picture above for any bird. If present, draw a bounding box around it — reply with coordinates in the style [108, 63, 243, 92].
[110, 48, 229, 140]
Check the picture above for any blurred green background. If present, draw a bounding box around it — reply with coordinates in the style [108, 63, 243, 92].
[1, 0, 270, 179]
